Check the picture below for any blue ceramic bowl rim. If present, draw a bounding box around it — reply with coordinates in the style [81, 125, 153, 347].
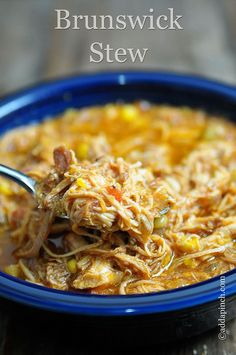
[0, 71, 236, 317]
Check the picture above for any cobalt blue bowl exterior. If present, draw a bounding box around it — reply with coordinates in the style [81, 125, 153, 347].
[0, 72, 235, 342]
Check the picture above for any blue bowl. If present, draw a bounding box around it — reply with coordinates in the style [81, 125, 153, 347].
[0, 72, 235, 342]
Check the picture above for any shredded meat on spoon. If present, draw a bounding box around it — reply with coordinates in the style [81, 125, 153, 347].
[36, 146, 174, 243]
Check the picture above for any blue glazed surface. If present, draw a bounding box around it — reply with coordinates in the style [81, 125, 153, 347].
[0, 71, 235, 317]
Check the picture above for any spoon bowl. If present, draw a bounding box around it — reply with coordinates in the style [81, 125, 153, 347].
[0, 164, 68, 220]
[0, 164, 36, 194]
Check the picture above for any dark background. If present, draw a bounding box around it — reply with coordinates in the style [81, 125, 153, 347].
[0, 0, 236, 354]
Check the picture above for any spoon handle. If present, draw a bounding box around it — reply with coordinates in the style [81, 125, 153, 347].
[0, 164, 36, 194]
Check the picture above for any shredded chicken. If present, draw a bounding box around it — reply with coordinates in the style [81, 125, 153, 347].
[73, 257, 122, 290]
[36, 148, 174, 242]
[0, 102, 235, 294]
[46, 262, 70, 290]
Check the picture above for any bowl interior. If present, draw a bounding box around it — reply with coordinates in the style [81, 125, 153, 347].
[0, 71, 235, 316]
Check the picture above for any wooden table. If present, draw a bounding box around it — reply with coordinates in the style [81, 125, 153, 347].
[0, 0, 236, 353]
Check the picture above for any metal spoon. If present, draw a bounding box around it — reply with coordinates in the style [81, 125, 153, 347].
[0, 164, 36, 194]
[0, 164, 68, 219]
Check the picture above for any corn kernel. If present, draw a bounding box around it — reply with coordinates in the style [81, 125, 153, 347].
[0, 181, 12, 196]
[67, 259, 78, 273]
[183, 258, 198, 268]
[76, 142, 89, 160]
[4, 264, 20, 277]
[76, 178, 87, 189]
[177, 235, 200, 253]
[154, 215, 168, 229]
[121, 105, 138, 122]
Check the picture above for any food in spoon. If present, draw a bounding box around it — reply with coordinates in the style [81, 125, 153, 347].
[36, 146, 174, 242]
